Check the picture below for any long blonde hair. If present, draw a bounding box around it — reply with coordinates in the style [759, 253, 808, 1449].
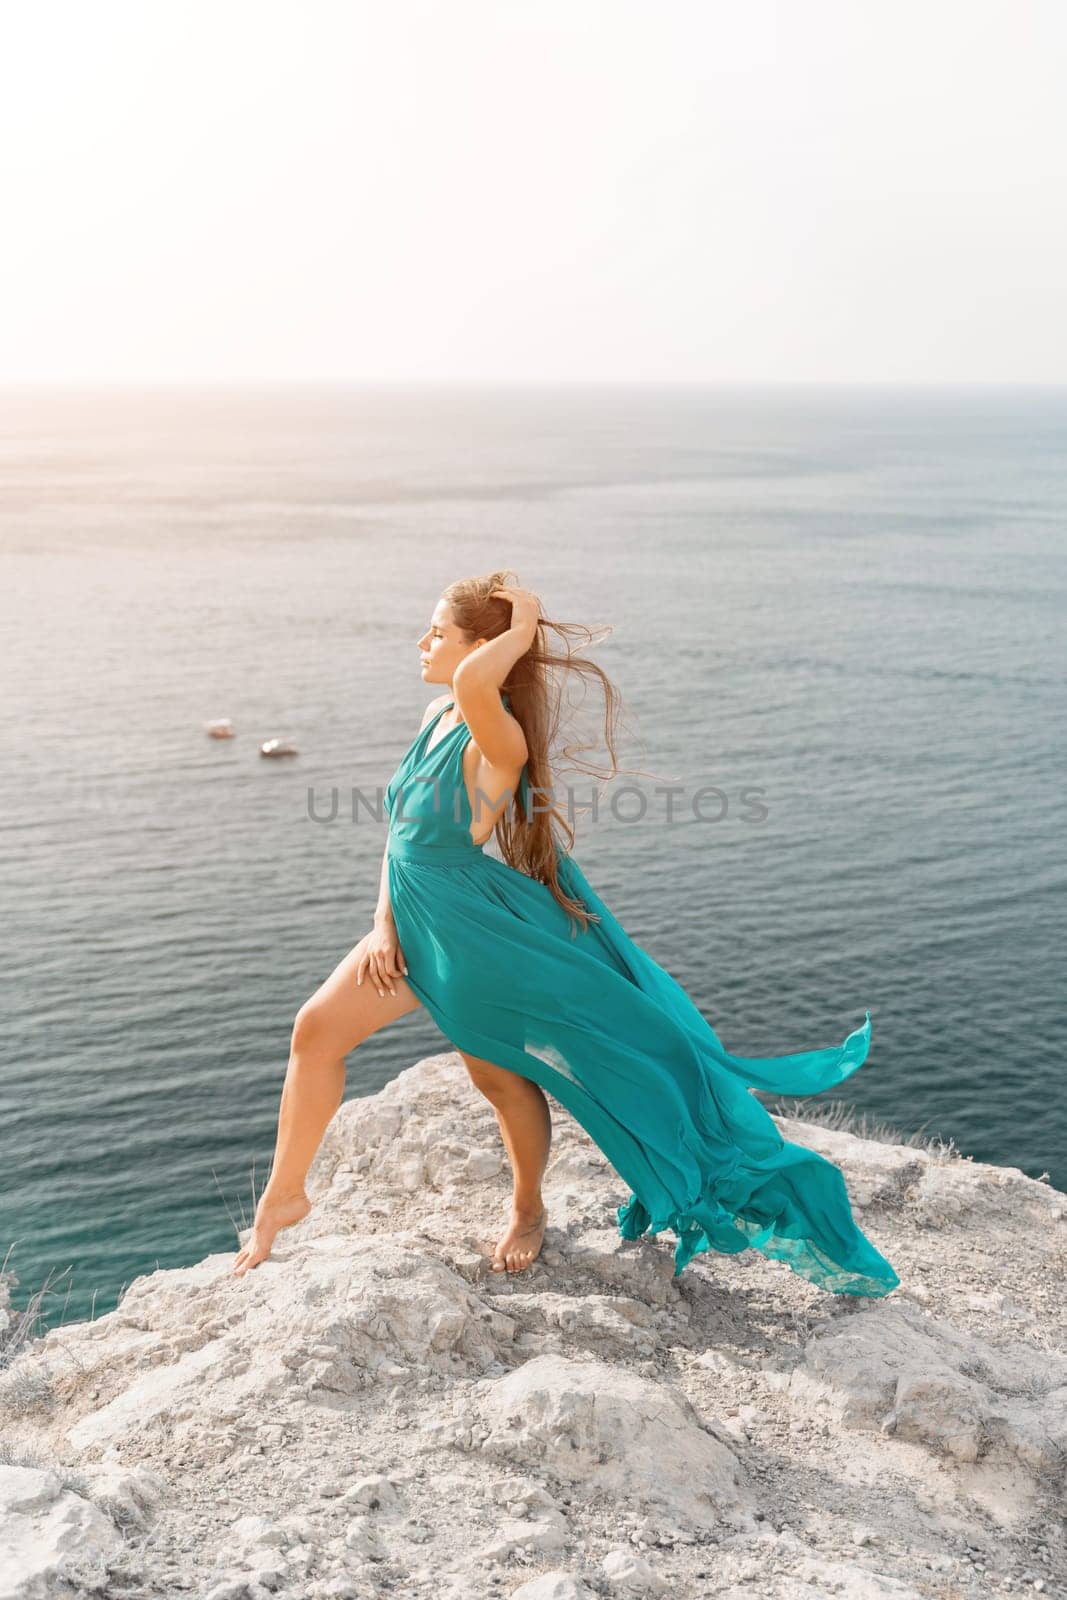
[442, 569, 627, 935]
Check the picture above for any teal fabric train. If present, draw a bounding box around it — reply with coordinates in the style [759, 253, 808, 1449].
[383, 692, 900, 1297]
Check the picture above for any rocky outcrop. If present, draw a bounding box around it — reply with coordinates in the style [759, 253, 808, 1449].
[1, 1049, 1065, 1598]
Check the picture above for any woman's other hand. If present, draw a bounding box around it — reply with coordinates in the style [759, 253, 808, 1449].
[355, 915, 409, 997]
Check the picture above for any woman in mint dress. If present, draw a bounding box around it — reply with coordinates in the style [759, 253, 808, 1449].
[234, 572, 899, 1297]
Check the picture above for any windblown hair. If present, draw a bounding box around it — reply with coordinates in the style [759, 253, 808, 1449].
[442, 569, 627, 936]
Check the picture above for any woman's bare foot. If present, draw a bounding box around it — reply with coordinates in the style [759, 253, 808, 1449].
[491, 1205, 547, 1273]
[232, 1189, 312, 1277]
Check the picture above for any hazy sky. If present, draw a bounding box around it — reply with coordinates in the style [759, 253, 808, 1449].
[1, 0, 1064, 383]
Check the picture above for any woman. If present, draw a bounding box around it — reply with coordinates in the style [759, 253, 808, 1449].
[233, 571, 899, 1295]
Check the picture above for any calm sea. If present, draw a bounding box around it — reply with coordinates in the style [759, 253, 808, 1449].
[2, 383, 1064, 1332]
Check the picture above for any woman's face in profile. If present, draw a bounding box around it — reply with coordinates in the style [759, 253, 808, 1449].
[417, 600, 473, 686]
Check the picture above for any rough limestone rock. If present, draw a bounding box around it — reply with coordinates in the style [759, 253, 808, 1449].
[511, 1575, 596, 1600]
[0, 1047, 1064, 1599]
[467, 1353, 751, 1533]
[0, 1463, 123, 1599]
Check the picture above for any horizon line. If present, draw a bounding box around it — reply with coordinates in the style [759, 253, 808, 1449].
[1, 377, 1065, 391]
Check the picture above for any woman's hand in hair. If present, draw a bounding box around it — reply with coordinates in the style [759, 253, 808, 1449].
[491, 584, 540, 645]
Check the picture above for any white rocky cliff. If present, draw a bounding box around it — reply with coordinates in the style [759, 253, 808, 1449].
[1, 1050, 1065, 1599]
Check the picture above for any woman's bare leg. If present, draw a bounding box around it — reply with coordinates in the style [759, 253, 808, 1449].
[459, 1051, 551, 1273]
[232, 942, 421, 1276]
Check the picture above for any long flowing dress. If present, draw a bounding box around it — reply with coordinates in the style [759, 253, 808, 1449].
[383, 692, 900, 1297]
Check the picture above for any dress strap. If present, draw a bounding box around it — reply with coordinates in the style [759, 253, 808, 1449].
[422, 701, 454, 741]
